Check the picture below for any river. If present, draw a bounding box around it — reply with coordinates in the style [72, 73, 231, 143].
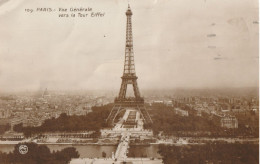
[0, 144, 161, 158]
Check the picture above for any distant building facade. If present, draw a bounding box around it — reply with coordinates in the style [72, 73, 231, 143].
[221, 116, 238, 128]
[0, 109, 11, 118]
[174, 108, 189, 117]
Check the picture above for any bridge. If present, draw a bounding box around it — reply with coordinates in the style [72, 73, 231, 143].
[114, 132, 131, 161]
[70, 131, 162, 164]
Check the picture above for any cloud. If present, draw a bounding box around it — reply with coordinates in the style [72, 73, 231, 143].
[0, 0, 9, 6]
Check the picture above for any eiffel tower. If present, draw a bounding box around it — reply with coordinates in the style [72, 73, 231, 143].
[107, 5, 152, 125]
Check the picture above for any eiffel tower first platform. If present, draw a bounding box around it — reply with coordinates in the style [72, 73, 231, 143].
[107, 5, 152, 125]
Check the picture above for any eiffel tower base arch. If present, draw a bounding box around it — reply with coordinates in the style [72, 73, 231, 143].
[107, 101, 152, 125]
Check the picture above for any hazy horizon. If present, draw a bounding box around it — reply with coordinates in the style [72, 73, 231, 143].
[0, 0, 258, 92]
[1, 87, 258, 98]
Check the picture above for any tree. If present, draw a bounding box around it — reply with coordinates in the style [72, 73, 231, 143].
[54, 147, 80, 163]
[13, 123, 23, 132]
[102, 151, 106, 158]
[158, 143, 259, 164]
[0, 123, 10, 135]
[0, 142, 80, 164]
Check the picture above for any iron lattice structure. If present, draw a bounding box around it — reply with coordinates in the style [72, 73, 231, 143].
[107, 5, 152, 125]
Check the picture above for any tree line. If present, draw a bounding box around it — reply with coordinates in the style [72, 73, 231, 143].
[0, 142, 79, 164]
[158, 143, 259, 164]
[14, 104, 112, 137]
[0, 124, 10, 135]
[144, 104, 258, 137]
[144, 105, 221, 136]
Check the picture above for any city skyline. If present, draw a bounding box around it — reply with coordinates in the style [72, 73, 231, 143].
[0, 0, 258, 92]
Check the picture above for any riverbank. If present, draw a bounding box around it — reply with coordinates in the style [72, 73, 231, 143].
[0, 140, 118, 146]
[0, 144, 161, 158]
[1, 136, 258, 145]
[70, 157, 163, 164]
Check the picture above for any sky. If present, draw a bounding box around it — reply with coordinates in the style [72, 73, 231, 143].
[0, 0, 258, 92]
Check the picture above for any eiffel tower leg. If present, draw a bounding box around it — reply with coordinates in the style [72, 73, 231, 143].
[132, 80, 140, 98]
[107, 104, 122, 125]
[137, 105, 153, 124]
[118, 80, 127, 99]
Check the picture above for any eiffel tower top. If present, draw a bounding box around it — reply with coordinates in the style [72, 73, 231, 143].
[123, 4, 136, 77]
[126, 4, 132, 15]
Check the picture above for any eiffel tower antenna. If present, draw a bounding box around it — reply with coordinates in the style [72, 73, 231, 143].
[107, 5, 152, 125]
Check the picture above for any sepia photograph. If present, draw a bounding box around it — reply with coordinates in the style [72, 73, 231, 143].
[0, 0, 259, 163]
